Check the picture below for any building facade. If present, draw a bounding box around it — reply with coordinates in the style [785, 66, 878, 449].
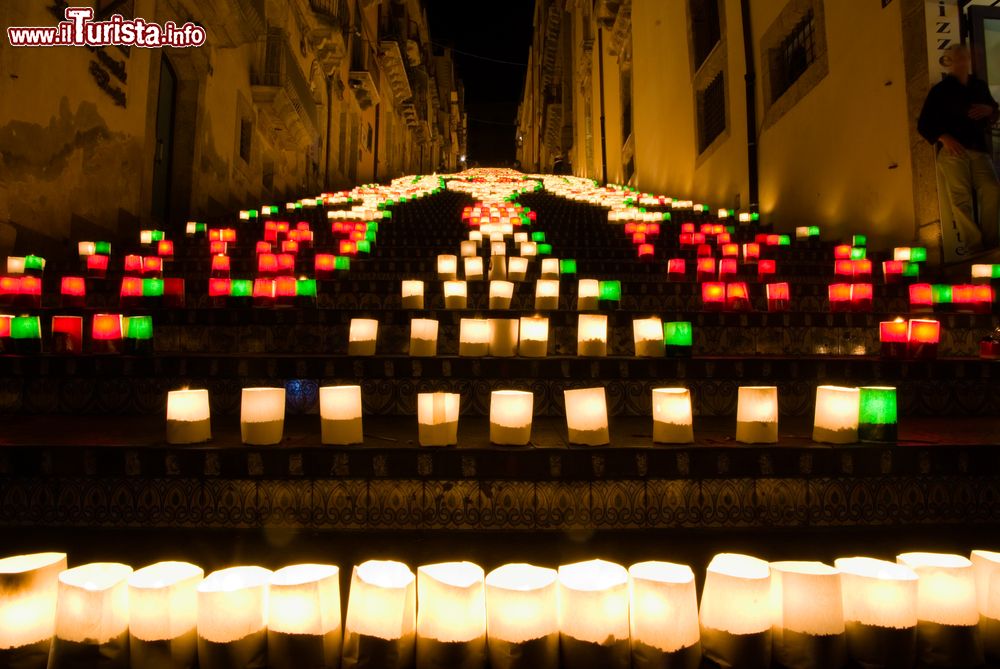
[517, 0, 1000, 255]
[0, 0, 465, 254]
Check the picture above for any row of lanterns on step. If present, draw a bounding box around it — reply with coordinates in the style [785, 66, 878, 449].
[166, 384, 897, 446]
[2, 549, 998, 669]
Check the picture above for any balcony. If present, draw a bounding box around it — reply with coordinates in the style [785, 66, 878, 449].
[308, 0, 350, 75]
[252, 31, 320, 150]
[180, 0, 265, 47]
[608, 0, 632, 56]
[349, 41, 381, 110]
[378, 39, 412, 106]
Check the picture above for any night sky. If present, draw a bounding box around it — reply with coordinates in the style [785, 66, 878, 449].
[426, 1, 535, 166]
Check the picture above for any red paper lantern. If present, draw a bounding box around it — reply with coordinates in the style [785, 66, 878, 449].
[721, 243, 739, 257]
[697, 258, 716, 282]
[92, 313, 123, 340]
[164, 278, 185, 308]
[880, 318, 908, 359]
[61, 276, 86, 298]
[282, 240, 299, 254]
[120, 277, 143, 298]
[211, 255, 230, 275]
[667, 258, 686, 280]
[256, 241, 272, 255]
[757, 259, 776, 280]
[883, 260, 904, 283]
[258, 253, 278, 275]
[835, 260, 855, 278]
[275, 276, 297, 298]
[726, 282, 751, 311]
[851, 283, 873, 312]
[52, 315, 83, 353]
[209, 278, 231, 297]
[143, 257, 163, 276]
[909, 283, 933, 309]
[834, 245, 852, 260]
[702, 282, 726, 310]
[680, 223, 695, 234]
[124, 255, 143, 274]
[829, 283, 853, 312]
[339, 240, 357, 256]
[86, 254, 109, 276]
[907, 318, 940, 359]
[209, 241, 228, 256]
[157, 240, 174, 258]
[637, 243, 655, 258]
[632, 232, 646, 246]
[766, 282, 790, 312]
[719, 258, 738, 279]
[277, 254, 295, 274]
[253, 278, 275, 301]
[743, 243, 760, 261]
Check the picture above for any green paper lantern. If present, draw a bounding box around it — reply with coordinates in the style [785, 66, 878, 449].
[366, 221, 379, 232]
[599, 280, 622, 301]
[365, 231, 377, 242]
[151, 230, 165, 242]
[296, 279, 317, 297]
[808, 225, 820, 236]
[248, 210, 258, 219]
[142, 278, 164, 297]
[24, 255, 45, 271]
[11, 316, 41, 339]
[356, 240, 371, 254]
[778, 235, 791, 246]
[230, 279, 253, 297]
[902, 262, 920, 278]
[125, 315, 153, 340]
[334, 256, 351, 271]
[537, 243, 552, 255]
[859, 386, 897, 442]
[850, 247, 866, 260]
[664, 321, 693, 347]
[531, 232, 546, 242]
[662, 212, 671, 221]
[95, 241, 112, 255]
[910, 247, 927, 262]
[559, 259, 577, 275]
[992, 265, 1000, 279]
[932, 284, 952, 304]
[852, 235, 867, 247]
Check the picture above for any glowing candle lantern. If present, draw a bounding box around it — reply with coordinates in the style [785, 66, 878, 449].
[514, 316, 546, 358]
[416, 563, 486, 667]
[197, 567, 271, 669]
[834, 245, 852, 260]
[339, 240, 357, 256]
[78, 242, 96, 257]
[628, 561, 701, 667]
[208, 278, 230, 299]
[157, 240, 174, 258]
[766, 283, 790, 312]
[736, 386, 779, 444]
[907, 319, 940, 360]
[970, 550, 1000, 660]
[51, 316, 83, 354]
[91, 314, 122, 354]
[850, 247, 867, 261]
[6, 257, 25, 274]
[166, 389, 211, 444]
[417, 392, 461, 447]
[883, 261, 905, 284]
[854, 259, 873, 280]
[726, 282, 751, 311]
[718, 258, 738, 280]
[894, 247, 912, 261]
[315, 254, 337, 279]
[211, 241, 229, 256]
[835, 557, 918, 669]
[460, 240, 477, 258]
[702, 282, 725, 311]
[577, 279, 600, 310]
[0, 552, 66, 668]
[897, 553, 983, 667]
[972, 264, 1000, 283]
[633, 317, 665, 357]
[444, 281, 468, 310]
[578, 314, 608, 357]
[86, 254, 108, 277]
[276, 253, 296, 274]
[464, 256, 484, 281]
[459, 318, 491, 357]
[211, 255, 230, 277]
[560, 259, 577, 275]
[828, 284, 852, 312]
[638, 243, 655, 259]
[142, 278, 164, 299]
[506, 257, 528, 282]
[240, 387, 285, 445]
[858, 386, 897, 442]
[348, 318, 378, 356]
[268, 565, 341, 669]
[696, 244, 713, 258]
[652, 388, 694, 444]
[540, 258, 560, 279]
[489, 390, 534, 446]
[258, 253, 279, 276]
[757, 259, 776, 280]
[910, 247, 928, 262]
[253, 278, 276, 305]
[318, 385, 364, 446]
[489, 281, 514, 310]
[813, 386, 860, 444]
[558, 560, 629, 668]
[722, 243, 739, 258]
[128, 562, 203, 669]
[534, 280, 560, 310]
[520, 242, 538, 257]
[409, 319, 439, 357]
[401, 280, 424, 310]
[437, 254, 458, 281]
[696, 258, 716, 282]
[564, 388, 609, 446]
[124, 255, 143, 274]
[343, 560, 416, 669]
[769, 561, 846, 669]
[700, 554, 772, 669]
[932, 284, 953, 306]
[492, 242, 508, 257]
[880, 318, 908, 359]
[599, 280, 622, 306]
[667, 258, 686, 280]
[50, 563, 132, 668]
[835, 260, 855, 278]
[909, 283, 933, 310]
[294, 278, 316, 301]
[485, 564, 558, 669]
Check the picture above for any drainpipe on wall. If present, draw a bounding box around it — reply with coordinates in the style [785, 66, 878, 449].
[740, 0, 759, 213]
[373, 102, 381, 183]
[597, 25, 609, 186]
[324, 76, 334, 189]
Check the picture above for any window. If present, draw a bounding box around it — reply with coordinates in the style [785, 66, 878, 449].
[690, 0, 721, 71]
[239, 118, 252, 164]
[262, 159, 274, 192]
[366, 123, 373, 152]
[621, 67, 633, 141]
[771, 10, 816, 102]
[697, 72, 726, 153]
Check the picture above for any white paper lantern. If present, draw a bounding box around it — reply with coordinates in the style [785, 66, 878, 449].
[485, 564, 558, 669]
[971, 550, 1000, 660]
[513, 232, 528, 244]
[577, 279, 600, 310]
[468, 230, 483, 245]
[459, 318, 491, 357]
[402, 280, 425, 309]
[558, 560, 629, 667]
[268, 565, 341, 669]
[197, 566, 271, 669]
[240, 387, 285, 445]
[128, 561, 202, 669]
[418, 392, 460, 446]
[0, 552, 66, 656]
[540, 258, 560, 279]
[78, 242, 96, 257]
[736, 386, 779, 444]
[51, 563, 132, 667]
[632, 317, 665, 357]
[769, 561, 846, 669]
[534, 280, 560, 310]
[813, 386, 860, 444]
[348, 318, 379, 356]
[417, 562, 486, 666]
[491, 241, 507, 257]
[460, 240, 477, 258]
[564, 388, 610, 446]
[489, 281, 514, 310]
[343, 560, 416, 668]
[464, 256, 484, 281]
[444, 281, 468, 309]
[490, 390, 534, 446]
[520, 242, 537, 258]
[6, 257, 25, 275]
[700, 554, 772, 669]
[577, 314, 607, 357]
[166, 389, 211, 445]
[489, 319, 519, 357]
[320, 385, 363, 445]
[652, 388, 694, 444]
[628, 561, 700, 661]
[518, 316, 549, 357]
[508, 257, 529, 282]
[897, 552, 983, 666]
[410, 319, 439, 357]
[437, 254, 458, 281]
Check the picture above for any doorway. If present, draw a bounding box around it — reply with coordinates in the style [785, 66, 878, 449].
[969, 5, 1000, 170]
[151, 55, 177, 224]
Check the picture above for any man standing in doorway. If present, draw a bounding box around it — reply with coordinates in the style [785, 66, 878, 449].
[918, 44, 1000, 254]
